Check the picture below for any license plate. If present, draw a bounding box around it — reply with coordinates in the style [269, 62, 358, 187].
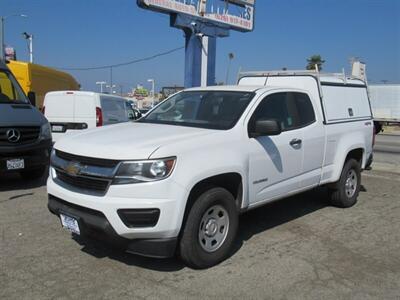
[60, 214, 80, 235]
[52, 125, 64, 132]
[6, 159, 25, 170]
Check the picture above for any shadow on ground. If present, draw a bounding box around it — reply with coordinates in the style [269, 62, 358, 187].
[73, 187, 331, 271]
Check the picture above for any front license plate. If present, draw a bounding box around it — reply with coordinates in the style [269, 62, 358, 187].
[52, 125, 64, 132]
[60, 214, 80, 235]
[6, 159, 25, 170]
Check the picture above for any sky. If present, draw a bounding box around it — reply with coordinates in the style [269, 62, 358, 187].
[2, 0, 400, 93]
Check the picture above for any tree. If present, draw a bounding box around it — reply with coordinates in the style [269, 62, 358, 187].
[306, 55, 325, 71]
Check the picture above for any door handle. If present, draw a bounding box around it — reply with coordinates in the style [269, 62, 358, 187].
[290, 138, 302, 146]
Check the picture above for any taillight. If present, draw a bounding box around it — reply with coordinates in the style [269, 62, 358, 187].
[96, 107, 103, 127]
[41, 106, 45, 115]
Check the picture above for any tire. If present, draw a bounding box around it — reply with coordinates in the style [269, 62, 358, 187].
[179, 187, 239, 269]
[329, 159, 361, 208]
[20, 166, 46, 180]
[365, 153, 373, 170]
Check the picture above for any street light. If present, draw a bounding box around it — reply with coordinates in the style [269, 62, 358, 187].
[22, 32, 33, 63]
[147, 79, 155, 107]
[225, 52, 234, 85]
[106, 84, 116, 94]
[0, 14, 28, 60]
[96, 81, 107, 93]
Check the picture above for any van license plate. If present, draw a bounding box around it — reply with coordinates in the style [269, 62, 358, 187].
[52, 125, 64, 132]
[6, 159, 25, 170]
[60, 214, 80, 235]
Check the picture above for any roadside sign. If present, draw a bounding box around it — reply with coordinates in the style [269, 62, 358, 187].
[138, 0, 255, 32]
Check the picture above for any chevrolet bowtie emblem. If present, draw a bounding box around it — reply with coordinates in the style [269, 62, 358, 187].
[65, 162, 82, 177]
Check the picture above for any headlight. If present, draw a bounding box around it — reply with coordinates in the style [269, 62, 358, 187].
[40, 122, 52, 140]
[113, 157, 176, 184]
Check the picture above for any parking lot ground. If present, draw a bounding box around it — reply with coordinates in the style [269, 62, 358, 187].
[1, 170, 400, 300]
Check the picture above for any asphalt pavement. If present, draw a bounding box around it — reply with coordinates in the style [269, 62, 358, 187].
[372, 134, 400, 173]
[1, 163, 400, 299]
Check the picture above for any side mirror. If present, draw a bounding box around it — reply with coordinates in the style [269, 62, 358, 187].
[251, 120, 282, 137]
[135, 110, 142, 119]
[27, 91, 36, 106]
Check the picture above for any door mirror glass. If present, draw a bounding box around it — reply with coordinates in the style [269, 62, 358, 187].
[27, 91, 36, 106]
[251, 120, 282, 137]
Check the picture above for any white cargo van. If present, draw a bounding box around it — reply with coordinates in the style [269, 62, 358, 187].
[44, 91, 136, 142]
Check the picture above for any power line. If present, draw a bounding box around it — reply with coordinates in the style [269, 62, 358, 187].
[55, 46, 185, 71]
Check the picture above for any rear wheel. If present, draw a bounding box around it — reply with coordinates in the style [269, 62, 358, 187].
[179, 187, 238, 269]
[20, 166, 46, 180]
[329, 159, 361, 208]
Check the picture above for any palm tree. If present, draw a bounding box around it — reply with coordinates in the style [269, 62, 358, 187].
[306, 55, 325, 71]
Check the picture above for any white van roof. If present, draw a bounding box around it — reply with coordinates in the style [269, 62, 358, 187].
[45, 90, 128, 99]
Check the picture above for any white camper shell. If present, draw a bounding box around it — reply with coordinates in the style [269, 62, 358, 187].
[238, 70, 372, 125]
[44, 91, 132, 143]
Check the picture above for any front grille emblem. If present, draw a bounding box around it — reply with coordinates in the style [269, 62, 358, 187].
[6, 129, 21, 143]
[65, 162, 82, 177]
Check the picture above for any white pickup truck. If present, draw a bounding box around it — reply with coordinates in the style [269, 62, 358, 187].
[47, 70, 373, 268]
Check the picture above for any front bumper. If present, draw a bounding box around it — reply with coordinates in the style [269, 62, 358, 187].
[48, 195, 177, 258]
[47, 172, 188, 257]
[0, 139, 51, 173]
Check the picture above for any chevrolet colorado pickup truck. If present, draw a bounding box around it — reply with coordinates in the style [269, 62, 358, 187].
[48, 71, 373, 268]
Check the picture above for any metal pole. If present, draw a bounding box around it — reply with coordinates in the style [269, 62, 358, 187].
[0, 17, 5, 60]
[110, 67, 113, 93]
[29, 34, 33, 63]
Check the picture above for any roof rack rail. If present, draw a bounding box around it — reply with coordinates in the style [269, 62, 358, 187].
[237, 69, 366, 84]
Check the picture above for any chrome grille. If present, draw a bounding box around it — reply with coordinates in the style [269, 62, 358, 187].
[0, 126, 40, 146]
[52, 151, 118, 194]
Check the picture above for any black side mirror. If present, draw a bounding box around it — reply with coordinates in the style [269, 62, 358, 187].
[133, 110, 142, 120]
[251, 120, 282, 137]
[27, 91, 36, 106]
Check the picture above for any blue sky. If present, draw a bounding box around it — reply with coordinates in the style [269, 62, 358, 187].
[2, 0, 399, 93]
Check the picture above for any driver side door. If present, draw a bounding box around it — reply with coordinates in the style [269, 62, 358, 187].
[247, 92, 304, 205]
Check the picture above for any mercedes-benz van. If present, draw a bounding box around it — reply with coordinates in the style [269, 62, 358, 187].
[0, 60, 52, 179]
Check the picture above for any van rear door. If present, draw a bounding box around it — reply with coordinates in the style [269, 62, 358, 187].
[45, 92, 75, 124]
[73, 93, 96, 128]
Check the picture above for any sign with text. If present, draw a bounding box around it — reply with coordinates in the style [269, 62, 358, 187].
[138, 0, 255, 32]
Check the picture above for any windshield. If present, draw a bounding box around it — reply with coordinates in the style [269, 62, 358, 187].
[139, 90, 254, 130]
[0, 70, 29, 104]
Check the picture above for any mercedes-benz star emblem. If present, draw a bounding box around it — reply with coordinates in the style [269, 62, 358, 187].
[6, 129, 21, 143]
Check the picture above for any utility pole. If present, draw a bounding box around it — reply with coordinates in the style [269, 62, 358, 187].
[0, 14, 27, 60]
[22, 32, 33, 63]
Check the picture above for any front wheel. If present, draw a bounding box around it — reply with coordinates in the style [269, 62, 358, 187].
[329, 159, 361, 208]
[179, 187, 238, 269]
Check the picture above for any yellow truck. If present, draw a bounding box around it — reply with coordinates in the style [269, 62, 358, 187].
[7, 60, 79, 109]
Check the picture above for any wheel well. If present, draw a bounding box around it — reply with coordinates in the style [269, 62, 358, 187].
[180, 173, 243, 232]
[346, 148, 364, 165]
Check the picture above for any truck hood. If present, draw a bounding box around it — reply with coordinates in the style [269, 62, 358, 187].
[55, 122, 217, 160]
[0, 103, 46, 126]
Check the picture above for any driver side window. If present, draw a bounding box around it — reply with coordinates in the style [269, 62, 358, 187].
[249, 92, 315, 133]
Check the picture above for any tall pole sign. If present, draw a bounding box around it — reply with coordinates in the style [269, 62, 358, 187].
[137, 0, 255, 88]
